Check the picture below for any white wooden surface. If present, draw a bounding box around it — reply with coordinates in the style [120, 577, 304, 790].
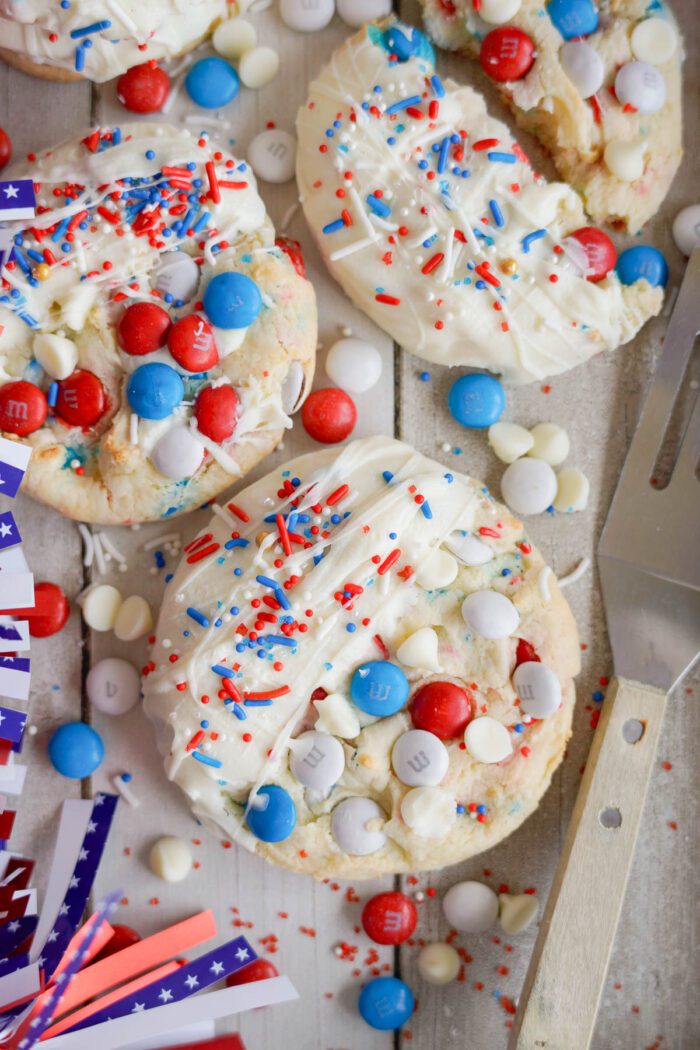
[1, 1, 699, 1048]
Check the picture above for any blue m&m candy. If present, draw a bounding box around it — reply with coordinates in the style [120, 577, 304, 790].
[358, 977, 415, 1031]
[547, 0, 599, 40]
[350, 661, 409, 717]
[127, 362, 184, 420]
[448, 373, 505, 429]
[48, 722, 104, 778]
[185, 56, 239, 109]
[246, 785, 297, 842]
[203, 272, 262, 330]
[615, 246, 669, 288]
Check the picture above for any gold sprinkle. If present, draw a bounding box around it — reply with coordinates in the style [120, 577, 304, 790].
[255, 531, 270, 547]
[358, 754, 374, 768]
[34, 263, 51, 281]
[499, 258, 517, 276]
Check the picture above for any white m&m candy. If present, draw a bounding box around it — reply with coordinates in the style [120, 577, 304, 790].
[462, 590, 519, 640]
[604, 139, 646, 182]
[417, 942, 461, 985]
[289, 730, 345, 790]
[114, 594, 154, 641]
[213, 18, 257, 60]
[400, 787, 456, 838]
[248, 129, 296, 184]
[33, 333, 78, 381]
[392, 730, 449, 787]
[280, 0, 335, 33]
[554, 467, 590, 512]
[151, 425, 205, 481]
[325, 337, 383, 394]
[465, 716, 513, 763]
[559, 40, 604, 98]
[239, 47, 280, 89]
[396, 627, 440, 672]
[488, 421, 533, 464]
[149, 836, 192, 882]
[614, 61, 666, 115]
[501, 457, 557, 516]
[81, 584, 122, 632]
[445, 531, 493, 566]
[155, 251, 200, 304]
[528, 422, 570, 466]
[672, 204, 700, 257]
[513, 661, 561, 719]
[415, 548, 458, 590]
[332, 797, 387, 855]
[86, 657, 141, 715]
[631, 18, 677, 67]
[337, 0, 391, 27]
[442, 880, 499, 933]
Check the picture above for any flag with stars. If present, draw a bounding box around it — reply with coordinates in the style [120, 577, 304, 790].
[0, 513, 22, 553]
[0, 707, 26, 745]
[0, 657, 30, 702]
[0, 438, 31, 499]
[0, 621, 30, 654]
[0, 180, 36, 223]
[64, 935, 258, 1034]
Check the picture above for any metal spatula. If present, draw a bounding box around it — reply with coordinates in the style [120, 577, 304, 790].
[509, 248, 700, 1050]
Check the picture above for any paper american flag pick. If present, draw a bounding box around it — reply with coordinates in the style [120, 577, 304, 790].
[0, 515, 22, 554]
[0, 439, 31, 500]
[0, 181, 36, 223]
[0, 227, 14, 271]
[0, 658, 30, 703]
[0, 623, 30, 654]
[0, 709, 27, 746]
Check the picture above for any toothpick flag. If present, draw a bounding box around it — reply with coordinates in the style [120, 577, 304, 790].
[0, 182, 36, 223]
[0, 440, 31, 501]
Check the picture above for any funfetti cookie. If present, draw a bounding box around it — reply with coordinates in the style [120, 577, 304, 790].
[0, 123, 317, 525]
[296, 19, 666, 385]
[419, 0, 683, 233]
[0, 0, 233, 82]
[142, 436, 580, 880]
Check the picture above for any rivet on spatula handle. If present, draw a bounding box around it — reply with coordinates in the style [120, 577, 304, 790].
[508, 678, 667, 1050]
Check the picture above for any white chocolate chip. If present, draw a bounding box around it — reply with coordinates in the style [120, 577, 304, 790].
[445, 531, 493, 566]
[465, 716, 513, 764]
[82, 584, 122, 632]
[417, 942, 461, 984]
[415, 548, 458, 590]
[400, 786, 456, 838]
[499, 892, 539, 935]
[631, 17, 677, 66]
[604, 139, 646, 182]
[114, 594, 154, 641]
[239, 47, 280, 89]
[32, 333, 78, 380]
[396, 627, 441, 672]
[488, 421, 534, 463]
[213, 17, 257, 60]
[554, 468, 590, 512]
[313, 691, 360, 738]
[149, 836, 193, 882]
[528, 422, 570, 466]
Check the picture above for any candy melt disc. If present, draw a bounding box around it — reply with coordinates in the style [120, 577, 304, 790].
[337, 0, 391, 28]
[603, 139, 646, 182]
[614, 61, 666, 115]
[400, 786, 456, 838]
[615, 245, 668, 288]
[118, 302, 171, 356]
[350, 660, 409, 717]
[442, 880, 499, 933]
[546, 0, 599, 40]
[86, 657, 141, 716]
[528, 422, 570, 465]
[568, 226, 616, 282]
[462, 590, 519, 640]
[248, 129, 297, 184]
[488, 421, 534, 464]
[213, 18, 257, 60]
[150, 425, 205, 480]
[194, 384, 240, 443]
[448, 372, 506, 428]
[499, 892, 539, 934]
[417, 942, 461, 985]
[631, 17, 677, 66]
[672, 204, 700, 257]
[513, 661, 562, 719]
[410, 681, 473, 740]
[81, 584, 123, 632]
[114, 594, 153, 642]
[501, 457, 557, 515]
[0, 380, 47, 435]
[117, 62, 170, 113]
[358, 976, 414, 1031]
[185, 57, 240, 109]
[559, 39, 603, 98]
[289, 730, 345, 790]
[325, 337, 383, 393]
[167, 315, 219, 372]
[239, 47, 280, 89]
[464, 716, 513, 763]
[127, 363, 184, 421]
[226, 958, 279, 986]
[155, 252, 200, 305]
[396, 627, 440, 671]
[49, 722, 104, 779]
[149, 836, 192, 882]
[280, 0, 335, 32]
[56, 369, 106, 428]
[392, 729, 449, 787]
[415, 548, 458, 590]
[445, 531, 494, 566]
[246, 784, 297, 842]
[203, 272, 261, 329]
[479, 0, 522, 24]
[480, 27, 535, 83]
[301, 387, 357, 443]
[33, 333, 77, 381]
[331, 796, 387, 855]
[362, 891, 417, 945]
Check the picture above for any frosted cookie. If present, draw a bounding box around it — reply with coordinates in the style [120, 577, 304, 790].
[143, 436, 580, 879]
[0, 0, 236, 82]
[419, 0, 682, 232]
[296, 20, 664, 384]
[0, 122, 316, 524]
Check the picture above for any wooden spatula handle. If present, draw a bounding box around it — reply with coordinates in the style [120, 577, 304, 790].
[508, 677, 667, 1050]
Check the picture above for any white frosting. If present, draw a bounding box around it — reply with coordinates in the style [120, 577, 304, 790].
[296, 20, 662, 384]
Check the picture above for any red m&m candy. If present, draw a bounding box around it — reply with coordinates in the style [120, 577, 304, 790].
[362, 892, 417, 946]
[480, 27, 536, 83]
[301, 388, 357, 444]
[0, 128, 11, 172]
[56, 370, 106, 428]
[1, 582, 70, 637]
[118, 302, 172, 356]
[117, 62, 171, 113]
[194, 384, 240, 443]
[515, 638, 540, 667]
[569, 227, 617, 282]
[0, 381, 47, 436]
[93, 924, 141, 961]
[167, 315, 219, 373]
[275, 236, 306, 278]
[410, 681, 474, 740]
[226, 958, 279, 986]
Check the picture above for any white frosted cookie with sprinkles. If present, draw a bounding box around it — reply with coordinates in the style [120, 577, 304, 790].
[0, 122, 317, 524]
[142, 436, 580, 879]
[0, 0, 235, 82]
[296, 19, 666, 384]
[419, 0, 683, 232]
